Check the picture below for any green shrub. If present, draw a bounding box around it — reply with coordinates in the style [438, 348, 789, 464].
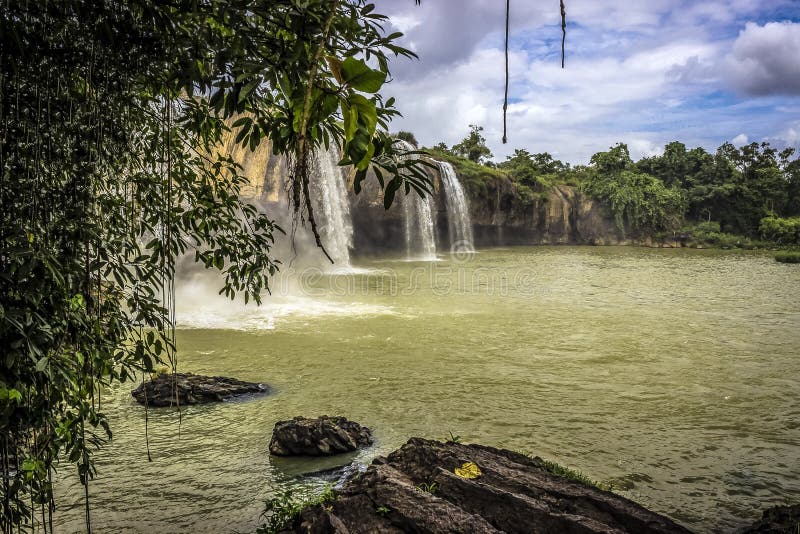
[684, 221, 757, 248]
[775, 252, 800, 263]
[760, 216, 800, 244]
[257, 486, 336, 534]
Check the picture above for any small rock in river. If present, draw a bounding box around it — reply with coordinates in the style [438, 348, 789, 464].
[269, 416, 373, 456]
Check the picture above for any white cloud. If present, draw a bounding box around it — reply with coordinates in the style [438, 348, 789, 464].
[732, 133, 749, 145]
[375, 1, 800, 164]
[726, 21, 800, 96]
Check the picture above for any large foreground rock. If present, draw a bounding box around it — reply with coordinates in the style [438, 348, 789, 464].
[741, 504, 800, 533]
[285, 437, 690, 533]
[269, 416, 373, 456]
[131, 373, 268, 407]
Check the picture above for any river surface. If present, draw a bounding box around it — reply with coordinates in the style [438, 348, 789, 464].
[54, 246, 800, 533]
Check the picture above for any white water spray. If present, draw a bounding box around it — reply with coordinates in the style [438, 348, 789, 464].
[395, 141, 437, 260]
[437, 161, 474, 253]
[312, 147, 353, 266]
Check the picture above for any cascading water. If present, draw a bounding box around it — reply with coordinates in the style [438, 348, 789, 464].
[311, 146, 353, 267]
[437, 161, 475, 253]
[396, 141, 438, 260]
[403, 191, 437, 260]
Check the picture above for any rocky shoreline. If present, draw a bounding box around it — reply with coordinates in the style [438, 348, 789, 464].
[277, 437, 691, 533]
[264, 422, 799, 533]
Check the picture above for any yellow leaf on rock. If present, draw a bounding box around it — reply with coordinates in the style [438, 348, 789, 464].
[454, 461, 482, 479]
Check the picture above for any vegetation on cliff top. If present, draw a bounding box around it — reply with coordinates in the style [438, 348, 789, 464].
[428, 126, 800, 246]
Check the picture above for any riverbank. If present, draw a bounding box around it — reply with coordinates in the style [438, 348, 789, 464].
[260, 437, 799, 533]
[264, 438, 692, 533]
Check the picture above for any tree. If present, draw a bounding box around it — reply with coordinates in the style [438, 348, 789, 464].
[394, 130, 419, 147]
[452, 124, 494, 163]
[636, 141, 689, 188]
[590, 143, 632, 174]
[0, 1, 431, 530]
[584, 145, 686, 236]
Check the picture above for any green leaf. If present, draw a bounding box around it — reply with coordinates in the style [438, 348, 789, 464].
[341, 100, 357, 141]
[348, 94, 378, 137]
[356, 141, 375, 171]
[35, 356, 48, 372]
[340, 57, 386, 93]
[238, 79, 260, 103]
[384, 178, 402, 209]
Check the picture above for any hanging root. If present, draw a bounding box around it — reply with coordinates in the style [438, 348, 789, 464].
[502, 0, 510, 144]
[289, 0, 339, 264]
[289, 145, 334, 264]
[302, 153, 334, 264]
[291, 143, 334, 263]
[561, 0, 567, 68]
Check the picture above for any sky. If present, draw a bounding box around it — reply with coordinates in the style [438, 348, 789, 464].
[373, 0, 800, 165]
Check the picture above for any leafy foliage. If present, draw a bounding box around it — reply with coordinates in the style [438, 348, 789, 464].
[583, 144, 686, 236]
[415, 481, 438, 494]
[451, 125, 494, 163]
[759, 216, 800, 245]
[0, 1, 428, 530]
[539, 459, 613, 492]
[257, 486, 336, 534]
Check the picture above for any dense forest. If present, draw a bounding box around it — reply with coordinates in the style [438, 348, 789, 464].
[426, 125, 800, 247]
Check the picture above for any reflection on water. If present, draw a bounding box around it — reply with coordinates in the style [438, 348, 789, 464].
[54, 247, 800, 533]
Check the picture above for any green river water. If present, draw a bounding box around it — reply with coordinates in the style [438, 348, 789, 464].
[54, 246, 800, 533]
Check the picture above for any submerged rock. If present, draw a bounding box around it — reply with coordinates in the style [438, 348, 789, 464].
[285, 437, 690, 533]
[131, 373, 268, 407]
[269, 416, 373, 457]
[741, 504, 800, 533]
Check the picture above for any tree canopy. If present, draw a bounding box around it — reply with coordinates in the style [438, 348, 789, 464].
[0, 1, 431, 530]
[452, 125, 494, 164]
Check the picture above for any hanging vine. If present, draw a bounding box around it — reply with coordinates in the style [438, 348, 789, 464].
[0, 1, 567, 531]
[0, 1, 431, 531]
[503, 1, 567, 144]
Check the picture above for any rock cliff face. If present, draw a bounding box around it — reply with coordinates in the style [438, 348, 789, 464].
[238, 150, 624, 255]
[348, 164, 624, 255]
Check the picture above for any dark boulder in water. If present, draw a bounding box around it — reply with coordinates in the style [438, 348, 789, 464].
[284, 437, 691, 533]
[131, 372, 268, 407]
[741, 504, 800, 533]
[269, 416, 373, 457]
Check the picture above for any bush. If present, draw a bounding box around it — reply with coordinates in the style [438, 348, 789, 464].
[684, 221, 756, 248]
[257, 486, 336, 534]
[775, 252, 800, 263]
[759, 216, 800, 244]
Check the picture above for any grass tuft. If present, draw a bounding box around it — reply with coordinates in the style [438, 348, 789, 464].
[515, 450, 614, 492]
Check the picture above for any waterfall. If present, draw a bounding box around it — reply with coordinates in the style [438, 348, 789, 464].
[312, 146, 353, 266]
[403, 188, 438, 261]
[437, 161, 475, 253]
[395, 141, 437, 260]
